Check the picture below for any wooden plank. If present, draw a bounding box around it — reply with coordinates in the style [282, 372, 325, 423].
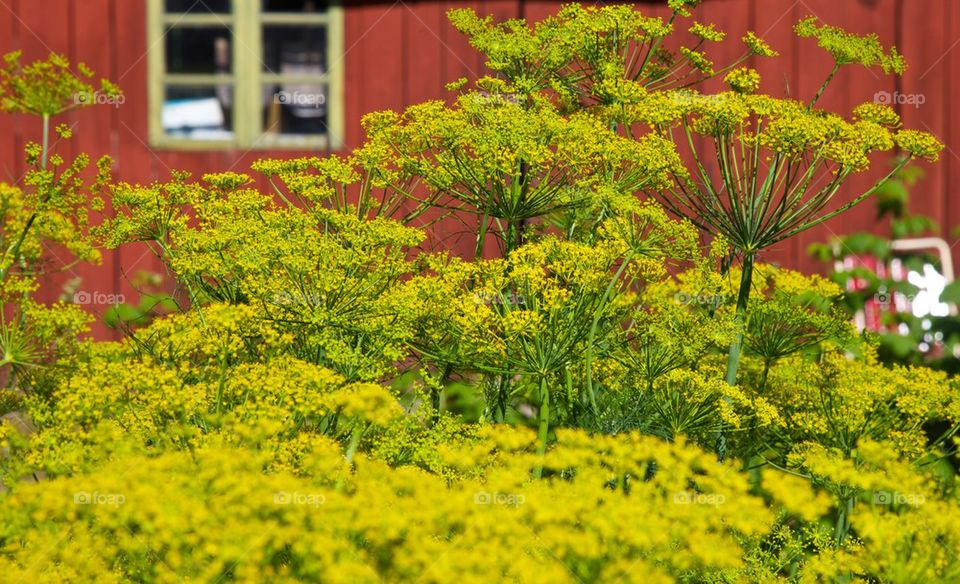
[114, 0, 155, 183]
[15, 0, 73, 307]
[900, 0, 949, 238]
[344, 2, 405, 148]
[404, 0, 447, 107]
[112, 0, 170, 323]
[342, 1, 365, 147]
[68, 0, 120, 339]
[14, 0, 71, 180]
[441, 0, 485, 89]
[0, 0, 16, 183]
[947, 0, 960, 270]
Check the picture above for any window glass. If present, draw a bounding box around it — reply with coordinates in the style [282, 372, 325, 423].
[262, 0, 327, 13]
[262, 82, 326, 136]
[262, 26, 326, 74]
[165, 0, 231, 13]
[163, 86, 234, 140]
[165, 27, 232, 74]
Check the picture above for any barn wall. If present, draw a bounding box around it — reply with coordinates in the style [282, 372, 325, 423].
[0, 0, 955, 337]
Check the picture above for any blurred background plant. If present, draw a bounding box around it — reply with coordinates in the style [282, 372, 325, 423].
[811, 156, 960, 373]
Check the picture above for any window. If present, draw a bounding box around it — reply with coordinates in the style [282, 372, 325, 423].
[147, 0, 344, 150]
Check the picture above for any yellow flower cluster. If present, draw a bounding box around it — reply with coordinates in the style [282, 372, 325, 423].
[742, 32, 779, 57]
[0, 425, 785, 584]
[724, 67, 761, 94]
[689, 22, 726, 43]
[795, 16, 906, 74]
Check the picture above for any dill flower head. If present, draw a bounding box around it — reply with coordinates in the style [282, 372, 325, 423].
[689, 22, 726, 43]
[742, 32, 779, 57]
[795, 16, 906, 74]
[724, 67, 761, 94]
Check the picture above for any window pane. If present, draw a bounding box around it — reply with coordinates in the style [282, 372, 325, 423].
[163, 86, 234, 140]
[262, 25, 326, 74]
[165, 26, 232, 74]
[165, 0, 231, 13]
[261, 83, 326, 136]
[262, 0, 328, 13]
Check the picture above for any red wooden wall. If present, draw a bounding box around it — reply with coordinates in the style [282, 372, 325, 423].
[0, 0, 956, 337]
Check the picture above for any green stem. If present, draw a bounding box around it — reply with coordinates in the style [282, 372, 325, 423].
[475, 211, 489, 260]
[533, 375, 550, 480]
[495, 373, 508, 423]
[337, 423, 365, 491]
[0, 115, 51, 285]
[344, 424, 363, 464]
[585, 251, 635, 415]
[724, 253, 755, 386]
[835, 493, 854, 543]
[809, 64, 840, 109]
[760, 358, 772, 391]
[717, 253, 754, 461]
[564, 366, 577, 426]
[506, 219, 523, 255]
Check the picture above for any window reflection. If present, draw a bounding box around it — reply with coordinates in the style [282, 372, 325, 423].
[163, 86, 234, 140]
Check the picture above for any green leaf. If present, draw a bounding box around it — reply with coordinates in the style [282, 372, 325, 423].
[940, 280, 960, 305]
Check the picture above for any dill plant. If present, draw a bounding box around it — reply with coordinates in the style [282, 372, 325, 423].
[441, 2, 942, 460]
[0, 52, 118, 393]
[0, 3, 958, 582]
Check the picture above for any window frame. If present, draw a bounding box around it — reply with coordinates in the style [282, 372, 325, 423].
[146, 0, 344, 150]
